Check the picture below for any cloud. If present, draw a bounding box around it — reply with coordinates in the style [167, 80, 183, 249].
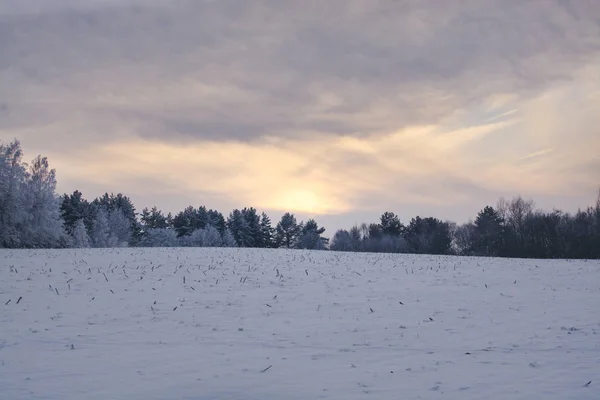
[2, 0, 599, 143]
[0, 0, 599, 227]
[41, 119, 513, 218]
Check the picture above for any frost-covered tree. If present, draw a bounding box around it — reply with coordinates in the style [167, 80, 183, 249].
[107, 208, 132, 247]
[364, 234, 408, 253]
[330, 226, 408, 253]
[21, 155, 65, 248]
[199, 225, 223, 247]
[90, 207, 110, 248]
[178, 228, 204, 247]
[349, 225, 363, 249]
[93, 193, 140, 243]
[71, 219, 90, 248]
[138, 228, 178, 247]
[177, 224, 234, 247]
[1, 141, 65, 248]
[0, 140, 28, 247]
[222, 229, 238, 247]
[330, 229, 354, 251]
[179, 225, 219, 247]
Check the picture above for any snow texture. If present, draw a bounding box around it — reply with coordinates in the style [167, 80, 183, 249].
[1, 248, 599, 399]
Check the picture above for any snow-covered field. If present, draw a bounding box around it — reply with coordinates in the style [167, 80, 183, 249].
[1, 248, 599, 399]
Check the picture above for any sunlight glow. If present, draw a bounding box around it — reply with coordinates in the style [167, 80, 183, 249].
[277, 189, 320, 214]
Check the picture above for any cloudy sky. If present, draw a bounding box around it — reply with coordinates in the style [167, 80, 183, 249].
[1, 0, 599, 232]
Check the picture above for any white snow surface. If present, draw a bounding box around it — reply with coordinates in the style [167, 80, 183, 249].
[1, 248, 599, 399]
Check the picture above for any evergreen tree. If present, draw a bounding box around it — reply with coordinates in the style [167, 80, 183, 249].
[196, 206, 209, 229]
[368, 223, 384, 240]
[259, 212, 276, 248]
[61, 190, 92, 233]
[241, 207, 261, 247]
[296, 219, 328, 249]
[380, 212, 404, 236]
[207, 209, 226, 235]
[276, 212, 301, 248]
[473, 206, 504, 256]
[593, 190, 600, 258]
[140, 206, 169, 230]
[172, 206, 198, 237]
[405, 216, 452, 254]
[227, 209, 252, 246]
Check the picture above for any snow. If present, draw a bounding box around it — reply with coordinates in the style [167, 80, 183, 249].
[1, 248, 599, 399]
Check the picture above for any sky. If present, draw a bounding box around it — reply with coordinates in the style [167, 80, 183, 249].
[1, 0, 599, 234]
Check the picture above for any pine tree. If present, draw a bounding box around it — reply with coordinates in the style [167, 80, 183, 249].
[61, 190, 92, 234]
[227, 209, 252, 246]
[473, 206, 504, 256]
[296, 219, 328, 249]
[242, 207, 261, 247]
[140, 206, 168, 230]
[259, 212, 275, 248]
[368, 223, 383, 239]
[207, 209, 226, 234]
[380, 212, 404, 237]
[172, 206, 204, 237]
[276, 213, 301, 248]
[405, 216, 451, 255]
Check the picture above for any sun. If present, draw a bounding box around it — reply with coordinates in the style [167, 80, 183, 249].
[280, 189, 319, 213]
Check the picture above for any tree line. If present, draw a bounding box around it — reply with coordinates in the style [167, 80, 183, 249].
[0, 140, 328, 250]
[330, 195, 600, 259]
[1, 139, 599, 258]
